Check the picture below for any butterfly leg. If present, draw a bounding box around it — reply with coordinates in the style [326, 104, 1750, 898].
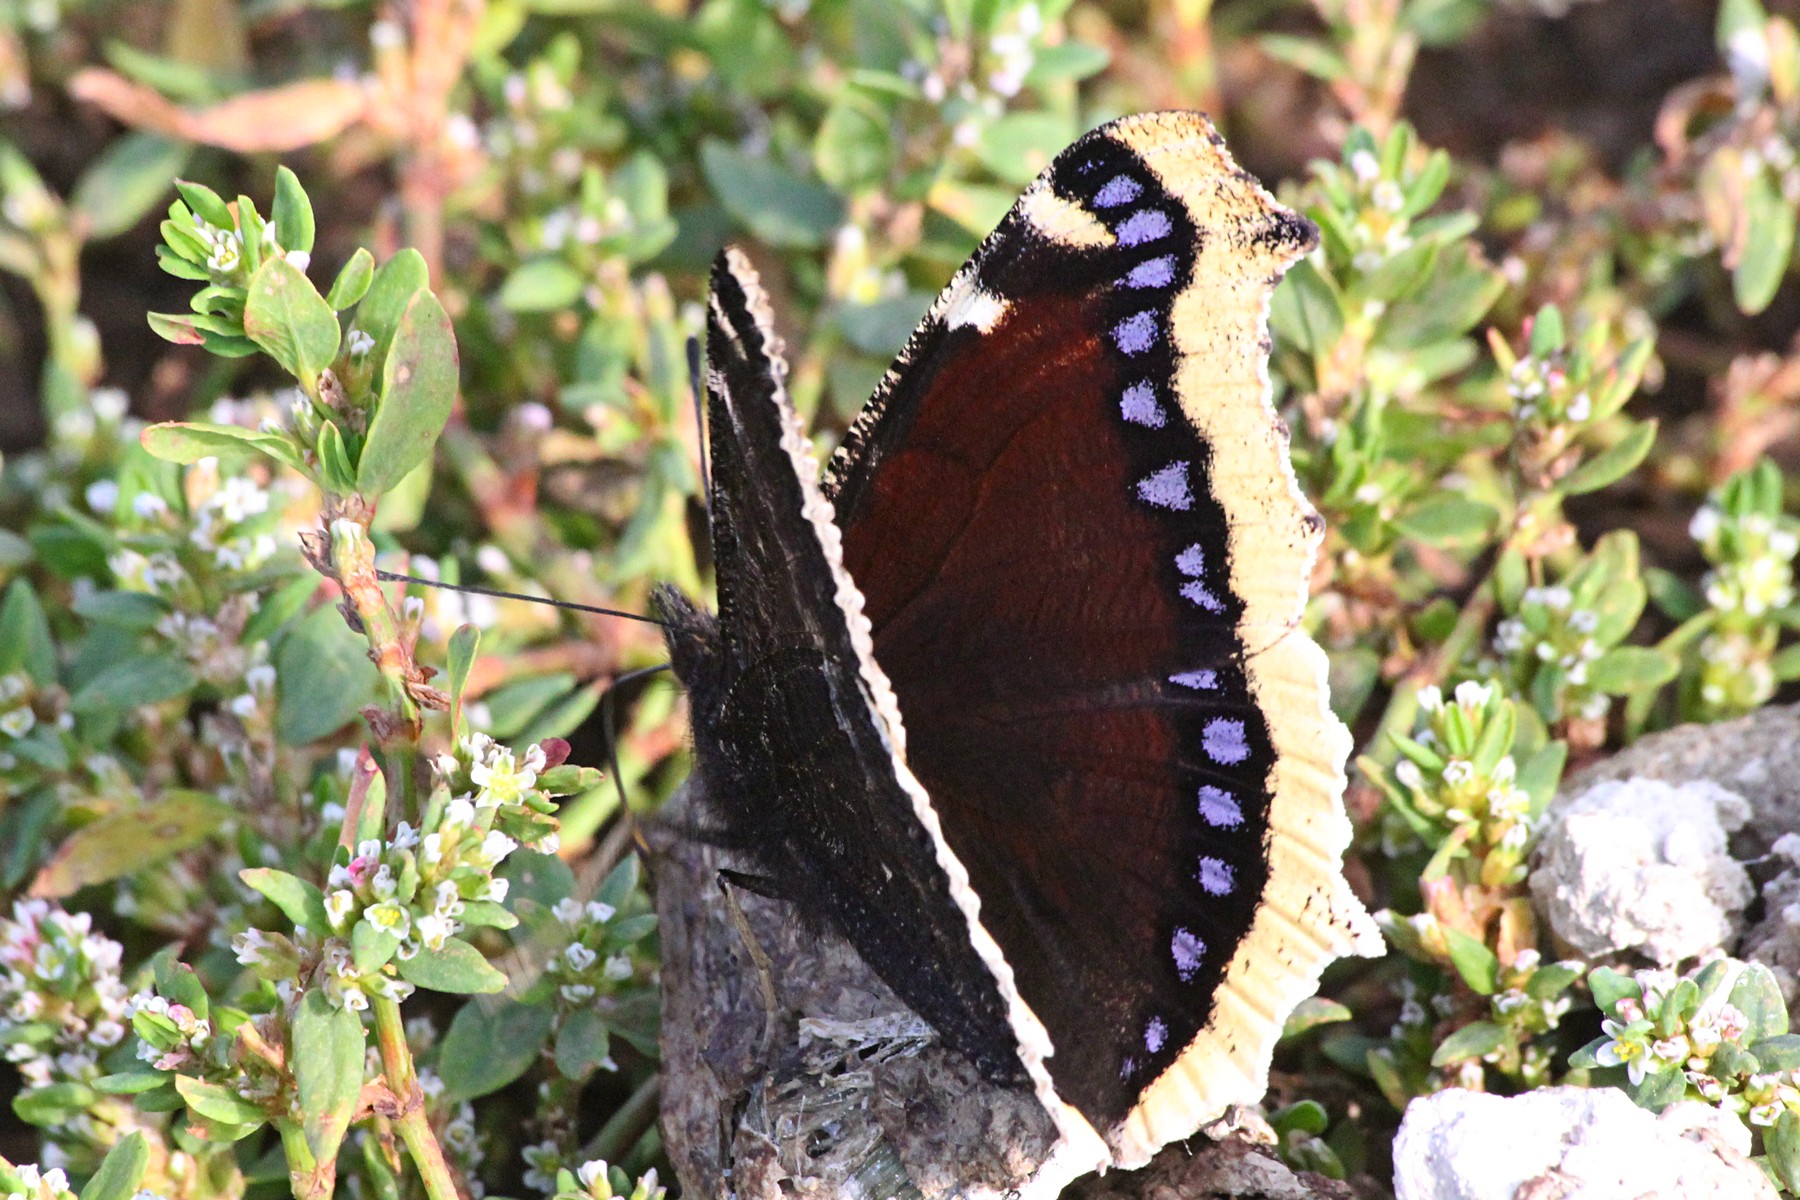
[717, 872, 781, 1064]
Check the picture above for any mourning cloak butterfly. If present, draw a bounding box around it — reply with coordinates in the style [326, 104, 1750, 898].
[654, 111, 1379, 1187]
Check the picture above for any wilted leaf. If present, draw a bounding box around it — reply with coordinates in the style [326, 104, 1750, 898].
[32, 791, 227, 898]
[69, 69, 368, 154]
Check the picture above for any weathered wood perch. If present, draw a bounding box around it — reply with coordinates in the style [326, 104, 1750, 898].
[651, 782, 1351, 1200]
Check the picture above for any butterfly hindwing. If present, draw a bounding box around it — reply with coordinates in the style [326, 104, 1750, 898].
[658, 250, 1032, 1087]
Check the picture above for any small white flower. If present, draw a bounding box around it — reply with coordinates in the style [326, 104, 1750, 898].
[602, 954, 632, 981]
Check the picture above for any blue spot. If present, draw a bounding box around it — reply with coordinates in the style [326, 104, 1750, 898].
[1198, 856, 1235, 895]
[1114, 310, 1158, 355]
[1117, 209, 1172, 246]
[1124, 256, 1176, 289]
[1203, 718, 1249, 764]
[1172, 927, 1206, 981]
[1093, 175, 1141, 208]
[1170, 669, 1218, 690]
[1177, 545, 1206, 576]
[1137, 463, 1192, 511]
[1182, 580, 1226, 612]
[1197, 786, 1242, 828]
[1120, 382, 1166, 427]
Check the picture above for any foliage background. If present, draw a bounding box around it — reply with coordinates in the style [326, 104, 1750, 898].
[5, 0, 1800, 1196]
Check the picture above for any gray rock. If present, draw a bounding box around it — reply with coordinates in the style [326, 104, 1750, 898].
[1392, 1086, 1776, 1200]
[1529, 777, 1753, 965]
[1562, 703, 1800, 856]
[1740, 832, 1800, 1002]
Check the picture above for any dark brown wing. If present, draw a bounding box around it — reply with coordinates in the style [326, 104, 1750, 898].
[824, 112, 1377, 1162]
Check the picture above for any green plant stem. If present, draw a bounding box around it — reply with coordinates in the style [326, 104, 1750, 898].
[1363, 574, 1497, 770]
[580, 1072, 660, 1166]
[276, 1119, 328, 1200]
[373, 997, 463, 1200]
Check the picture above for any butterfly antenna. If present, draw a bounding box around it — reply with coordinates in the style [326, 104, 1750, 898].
[600, 661, 674, 824]
[376, 570, 673, 629]
[687, 334, 713, 523]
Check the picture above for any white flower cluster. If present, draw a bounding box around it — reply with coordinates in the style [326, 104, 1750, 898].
[1343, 148, 1414, 274]
[1692, 504, 1799, 619]
[547, 897, 631, 1018]
[191, 214, 243, 278]
[0, 900, 129, 1093]
[1594, 967, 1749, 1092]
[1491, 586, 1611, 721]
[0, 673, 38, 741]
[1391, 683, 1539, 858]
[0, 1162, 78, 1200]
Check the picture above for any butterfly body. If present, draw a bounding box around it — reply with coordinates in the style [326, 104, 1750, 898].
[657, 112, 1377, 1192]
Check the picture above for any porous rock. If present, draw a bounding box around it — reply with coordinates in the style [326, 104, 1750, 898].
[1740, 832, 1800, 1002]
[1391, 1086, 1776, 1200]
[1562, 702, 1800, 856]
[1529, 777, 1753, 965]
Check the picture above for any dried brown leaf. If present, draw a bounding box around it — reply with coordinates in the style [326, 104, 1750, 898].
[69, 69, 369, 154]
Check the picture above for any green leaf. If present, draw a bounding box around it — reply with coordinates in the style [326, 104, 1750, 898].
[243, 257, 340, 384]
[1430, 1020, 1509, 1066]
[554, 1006, 611, 1079]
[240, 867, 330, 932]
[78, 1134, 148, 1200]
[92, 1070, 170, 1095]
[814, 97, 892, 193]
[500, 850, 575, 910]
[139, 420, 292, 466]
[32, 790, 227, 897]
[275, 603, 381, 745]
[1393, 495, 1497, 548]
[1528, 304, 1565, 357]
[68, 653, 197, 714]
[1525, 963, 1583, 1000]
[1281, 996, 1355, 1040]
[316, 420, 357, 494]
[1730, 961, 1789, 1040]
[1627, 1063, 1688, 1112]
[1561, 420, 1658, 496]
[1751, 1034, 1800, 1071]
[398, 938, 507, 994]
[1735, 159, 1796, 315]
[357, 289, 458, 495]
[700, 141, 844, 249]
[1444, 927, 1499, 994]
[1585, 646, 1678, 694]
[1268, 1098, 1330, 1137]
[271, 166, 315, 256]
[326, 248, 375, 310]
[0, 580, 57, 684]
[457, 900, 518, 931]
[352, 920, 403, 972]
[448, 625, 479, 729]
[1025, 40, 1109, 85]
[438, 998, 555, 1100]
[1270, 258, 1344, 358]
[73, 135, 190, 240]
[353, 248, 430, 368]
[14, 1082, 99, 1126]
[293, 988, 365, 1166]
[974, 112, 1076, 185]
[497, 259, 585, 313]
[1771, 1109, 1800, 1193]
[1587, 966, 1641, 1013]
[152, 949, 210, 1019]
[1567, 1034, 1610, 1070]
[837, 292, 933, 357]
[175, 1075, 267, 1126]
[72, 590, 170, 630]
[173, 179, 234, 230]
